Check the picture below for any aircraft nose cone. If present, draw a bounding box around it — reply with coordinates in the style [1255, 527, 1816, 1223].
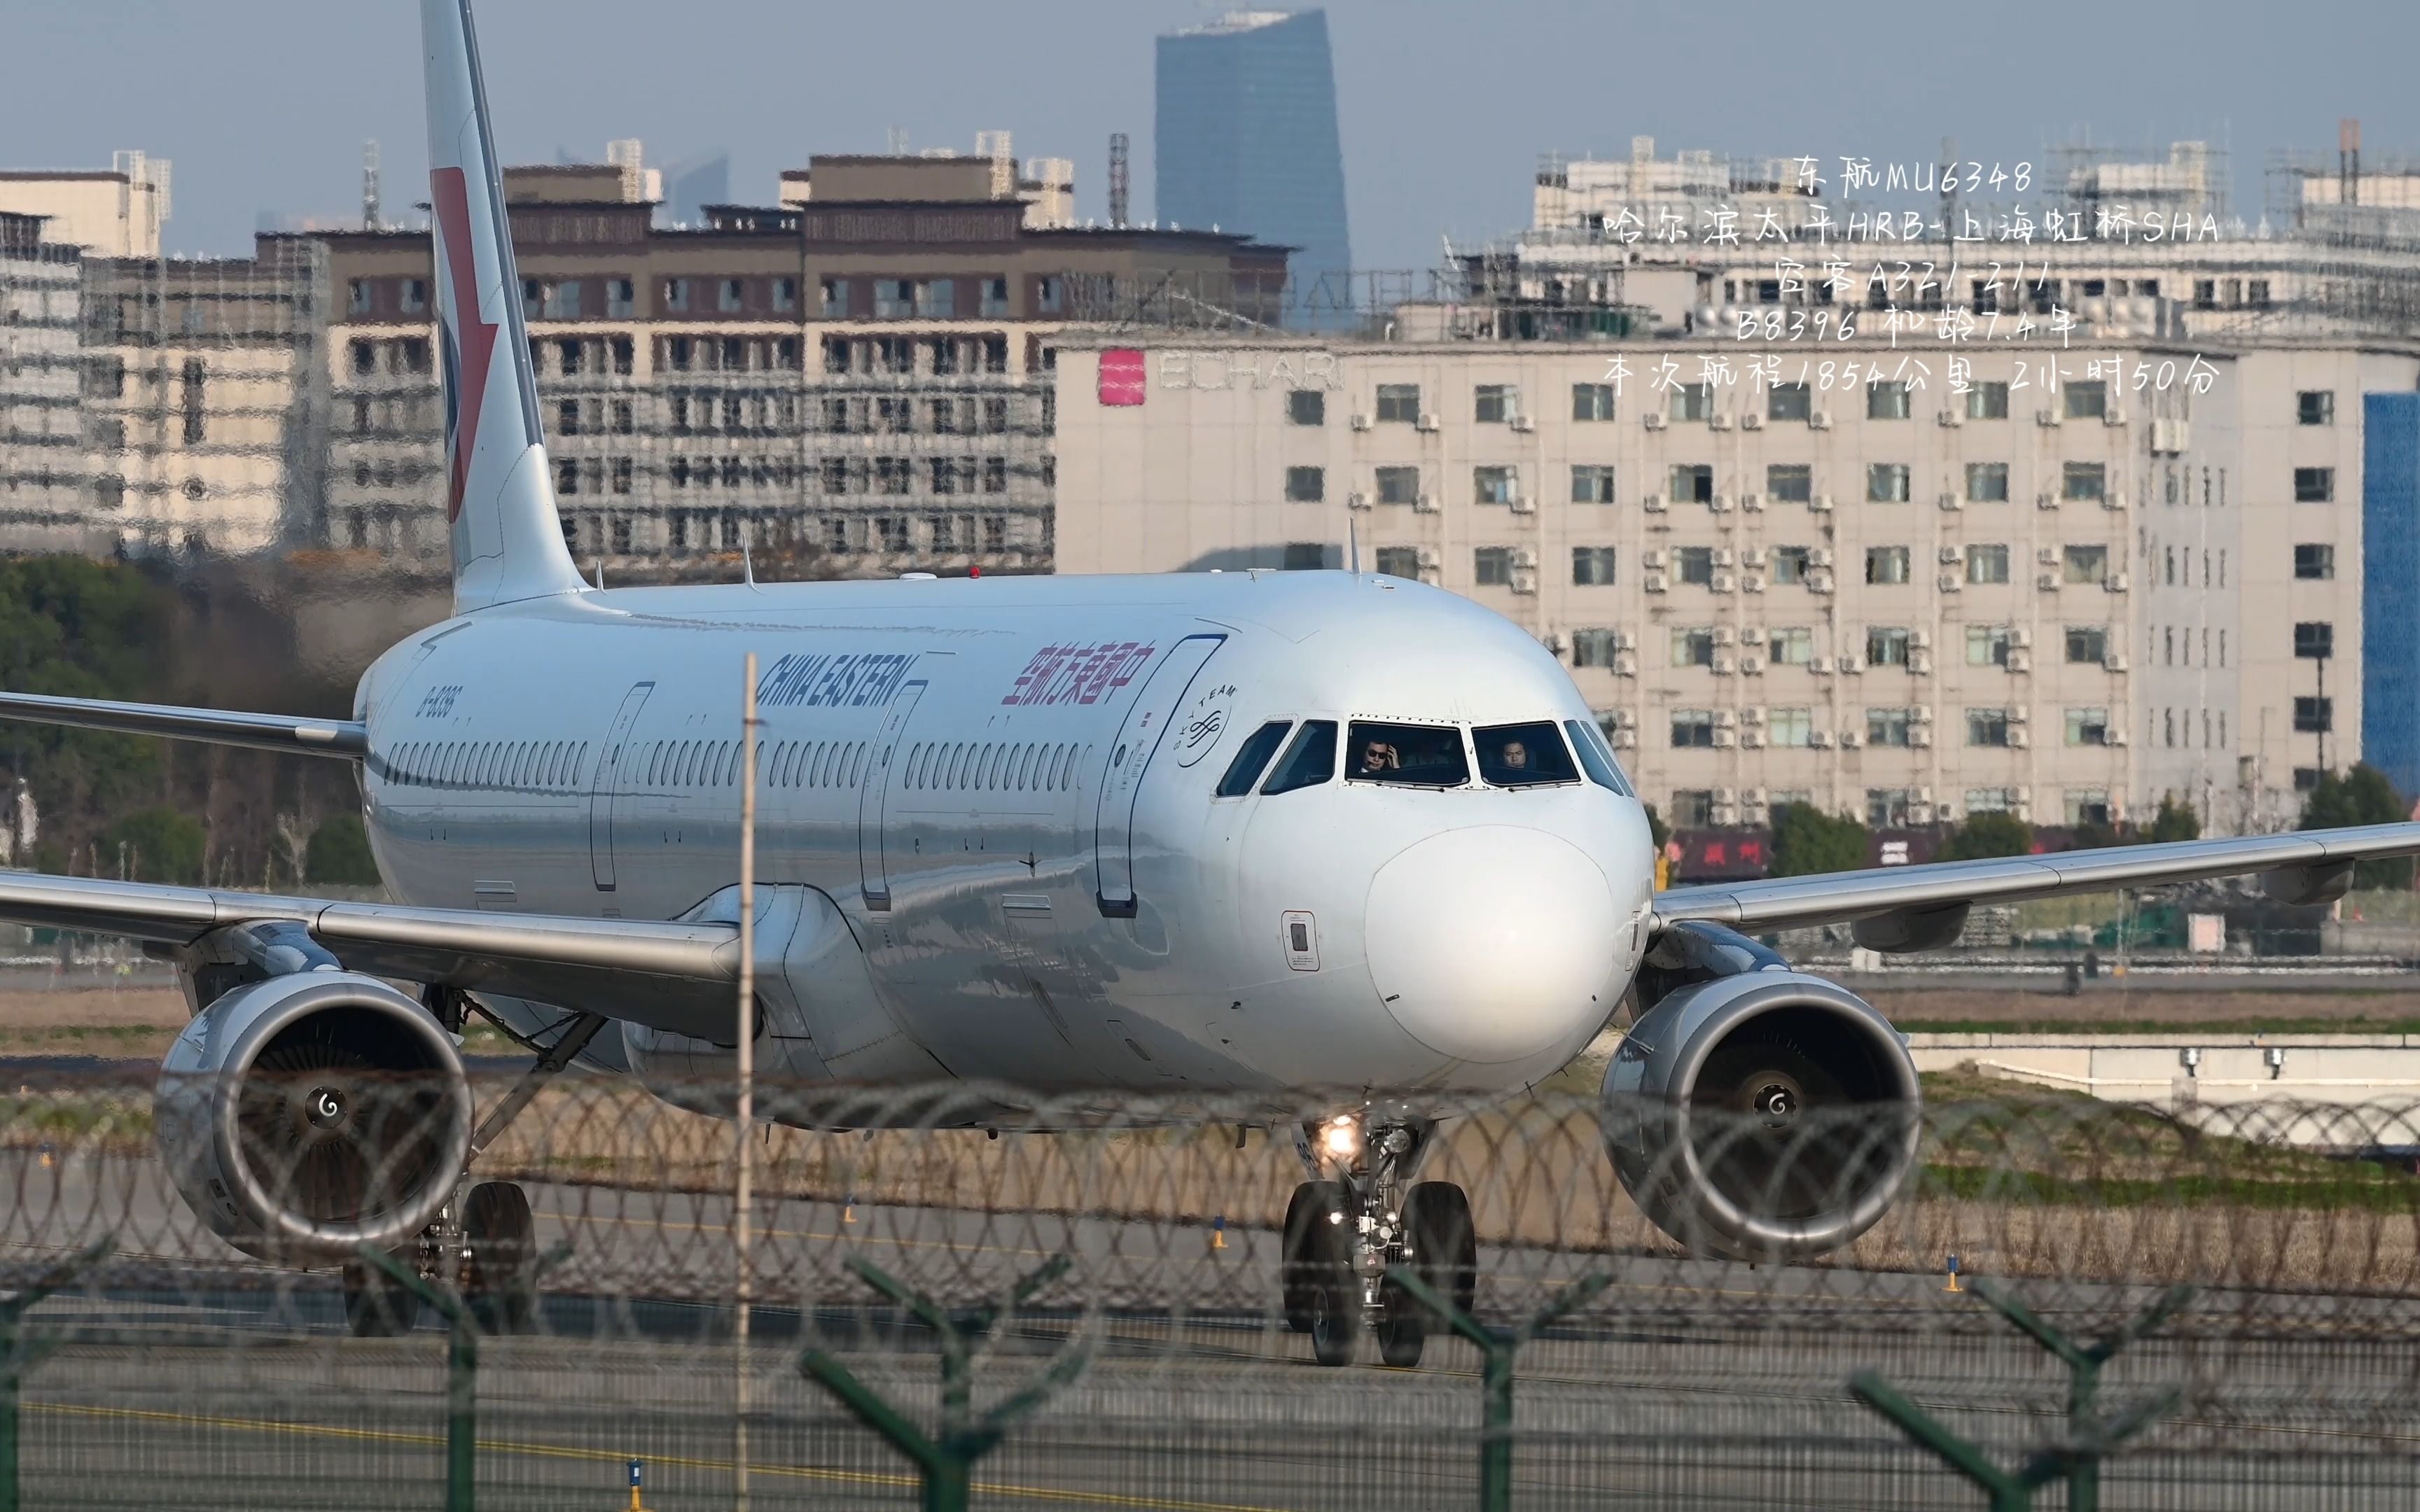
[1365, 826, 1618, 1065]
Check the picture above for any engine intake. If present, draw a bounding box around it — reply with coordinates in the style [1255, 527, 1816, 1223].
[158, 972, 472, 1263]
[1603, 966, 1919, 1260]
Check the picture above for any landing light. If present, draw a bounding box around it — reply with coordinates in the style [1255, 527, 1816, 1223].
[1320, 1115, 1361, 1160]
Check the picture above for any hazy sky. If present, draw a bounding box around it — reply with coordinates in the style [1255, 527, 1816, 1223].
[5, 0, 2416, 270]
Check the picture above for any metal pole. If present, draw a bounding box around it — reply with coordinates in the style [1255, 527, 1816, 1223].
[735, 651, 759, 1512]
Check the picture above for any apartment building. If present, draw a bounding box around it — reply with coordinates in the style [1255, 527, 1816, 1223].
[1053, 330, 2418, 834]
[0, 213, 92, 552]
[307, 156, 1287, 575]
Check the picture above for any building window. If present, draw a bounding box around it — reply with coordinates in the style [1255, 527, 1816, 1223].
[1474, 384, 1517, 424]
[1674, 547, 1715, 587]
[1473, 547, 1513, 586]
[1284, 466, 1325, 503]
[1966, 543, 2010, 584]
[2294, 543, 2335, 580]
[1768, 545, 1809, 586]
[2294, 622, 2335, 659]
[1765, 463, 1811, 503]
[2063, 544, 2109, 584]
[1667, 383, 1711, 421]
[1768, 626, 1814, 665]
[2063, 381, 2108, 419]
[1865, 545, 1911, 585]
[1866, 381, 1912, 420]
[1034, 276, 1062, 316]
[1966, 461, 2009, 503]
[1286, 389, 1326, 426]
[2059, 462, 2105, 502]
[2065, 625, 2107, 664]
[873, 279, 911, 318]
[2064, 707, 2110, 747]
[1966, 624, 2012, 666]
[1866, 626, 1911, 666]
[2294, 466, 2335, 503]
[716, 279, 744, 314]
[2297, 390, 2334, 426]
[2295, 696, 2333, 734]
[820, 278, 849, 317]
[1966, 708, 2012, 747]
[349, 340, 376, 377]
[1670, 710, 1718, 749]
[399, 278, 428, 314]
[1966, 381, 2010, 419]
[1375, 383, 1421, 424]
[1866, 787, 1915, 827]
[912, 280, 954, 318]
[1670, 626, 1716, 667]
[1571, 628, 1619, 666]
[1866, 463, 1910, 503]
[662, 278, 690, 313]
[980, 276, 1010, 318]
[1375, 465, 1420, 505]
[770, 277, 797, 313]
[1375, 546, 1420, 579]
[1571, 547, 1616, 586]
[1767, 383, 1811, 421]
[348, 279, 373, 315]
[1571, 464, 1615, 504]
[1768, 708, 1813, 748]
[1669, 464, 1713, 503]
[2061, 788, 2110, 826]
[1474, 465, 1518, 505]
[1572, 382, 1615, 421]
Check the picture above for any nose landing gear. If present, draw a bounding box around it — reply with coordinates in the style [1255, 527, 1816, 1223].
[1279, 1112, 1475, 1368]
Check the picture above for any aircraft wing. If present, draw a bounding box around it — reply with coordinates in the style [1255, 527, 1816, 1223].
[1652, 822, 2420, 944]
[0, 692, 367, 758]
[0, 871, 741, 1036]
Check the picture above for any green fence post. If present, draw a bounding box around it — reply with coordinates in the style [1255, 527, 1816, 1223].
[1849, 1373, 2040, 1512]
[1968, 1281, 2192, 1512]
[359, 1238, 568, 1512]
[1386, 1266, 1615, 1512]
[0, 1238, 110, 1512]
[797, 1254, 1087, 1512]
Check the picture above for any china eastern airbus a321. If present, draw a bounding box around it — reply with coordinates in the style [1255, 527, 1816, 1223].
[2, 0, 2414, 1366]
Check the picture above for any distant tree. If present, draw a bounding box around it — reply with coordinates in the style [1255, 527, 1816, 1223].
[101, 807, 205, 885]
[1938, 810, 2032, 861]
[305, 813, 382, 886]
[1769, 802, 1868, 877]
[2146, 792, 2202, 844]
[2301, 764, 2413, 887]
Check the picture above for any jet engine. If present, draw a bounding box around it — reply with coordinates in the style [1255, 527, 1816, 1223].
[1602, 924, 1919, 1260]
[157, 972, 472, 1264]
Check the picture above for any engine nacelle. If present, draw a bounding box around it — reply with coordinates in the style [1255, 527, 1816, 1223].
[158, 972, 472, 1264]
[1603, 967, 1919, 1261]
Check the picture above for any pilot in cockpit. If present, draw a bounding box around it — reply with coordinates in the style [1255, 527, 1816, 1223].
[1358, 740, 1400, 775]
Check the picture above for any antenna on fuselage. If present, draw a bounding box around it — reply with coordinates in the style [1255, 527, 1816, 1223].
[1347, 517, 1361, 575]
[591, 559, 604, 590]
[741, 536, 756, 589]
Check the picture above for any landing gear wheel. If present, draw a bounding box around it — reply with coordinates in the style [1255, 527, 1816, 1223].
[1284, 1181, 1358, 1367]
[1403, 1182, 1477, 1323]
[1280, 1181, 1345, 1334]
[1374, 1275, 1426, 1367]
[343, 1254, 422, 1337]
[462, 1181, 538, 1334]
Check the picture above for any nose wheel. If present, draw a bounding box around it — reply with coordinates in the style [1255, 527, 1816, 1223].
[1279, 1115, 1468, 1368]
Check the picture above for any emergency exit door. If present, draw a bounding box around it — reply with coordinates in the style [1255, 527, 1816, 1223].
[1093, 634, 1225, 916]
[589, 682, 652, 890]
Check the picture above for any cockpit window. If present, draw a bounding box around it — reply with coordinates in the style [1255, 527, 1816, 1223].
[1564, 718, 1636, 796]
[1216, 720, 1293, 797]
[1345, 722, 1470, 787]
[1261, 720, 1337, 794]
[1475, 722, 1579, 787]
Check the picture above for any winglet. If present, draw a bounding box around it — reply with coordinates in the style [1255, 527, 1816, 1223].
[422, 0, 585, 614]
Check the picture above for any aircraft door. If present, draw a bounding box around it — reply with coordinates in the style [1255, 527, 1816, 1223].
[589, 682, 653, 890]
[856, 680, 929, 911]
[1092, 634, 1225, 917]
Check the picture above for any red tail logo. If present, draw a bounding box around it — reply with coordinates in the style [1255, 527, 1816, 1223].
[431, 167, 499, 525]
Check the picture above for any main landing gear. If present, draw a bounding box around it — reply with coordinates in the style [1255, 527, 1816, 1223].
[340, 997, 604, 1338]
[1279, 1112, 1476, 1368]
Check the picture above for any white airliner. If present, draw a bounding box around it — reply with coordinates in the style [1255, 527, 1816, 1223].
[4, 0, 2416, 1366]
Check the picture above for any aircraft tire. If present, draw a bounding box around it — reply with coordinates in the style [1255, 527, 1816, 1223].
[342, 1254, 423, 1337]
[1403, 1182, 1477, 1322]
[1374, 1275, 1426, 1368]
[1280, 1180, 1347, 1334]
[464, 1181, 539, 1334]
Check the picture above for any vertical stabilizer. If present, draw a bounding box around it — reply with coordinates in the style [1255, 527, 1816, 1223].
[422, 0, 585, 612]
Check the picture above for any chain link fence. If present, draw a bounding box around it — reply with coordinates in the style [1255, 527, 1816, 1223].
[1, 1074, 2416, 1508]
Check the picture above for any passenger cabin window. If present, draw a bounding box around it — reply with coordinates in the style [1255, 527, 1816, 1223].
[1563, 719, 1632, 794]
[1261, 721, 1337, 795]
[1345, 722, 1468, 787]
[1474, 722, 1578, 787]
[1217, 721, 1293, 797]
